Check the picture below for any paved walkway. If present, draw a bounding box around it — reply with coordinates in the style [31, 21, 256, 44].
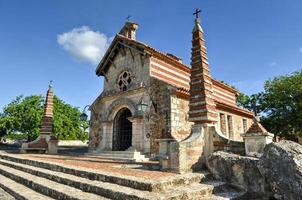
[22, 154, 176, 180]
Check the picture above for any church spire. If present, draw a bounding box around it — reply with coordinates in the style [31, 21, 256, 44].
[188, 9, 217, 124]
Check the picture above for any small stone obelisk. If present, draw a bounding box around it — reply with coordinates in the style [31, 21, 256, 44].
[21, 81, 58, 154]
[40, 81, 54, 135]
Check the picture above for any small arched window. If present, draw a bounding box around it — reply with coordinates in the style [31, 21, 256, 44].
[117, 71, 132, 91]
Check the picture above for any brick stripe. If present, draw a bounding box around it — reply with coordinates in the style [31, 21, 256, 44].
[150, 71, 189, 89]
[213, 85, 236, 99]
[213, 93, 236, 105]
[213, 95, 236, 106]
[151, 64, 190, 83]
[151, 58, 191, 75]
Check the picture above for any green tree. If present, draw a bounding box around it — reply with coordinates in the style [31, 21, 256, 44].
[0, 95, 44, 141]
[236, 93, 251, 109]
[236, 92, 264, 115]
[0, 95, 88, 141]
[53, 96, 89, 141]
[261, 71, 302, 137]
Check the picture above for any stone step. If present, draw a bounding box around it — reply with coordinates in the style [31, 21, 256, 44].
[91, 152, 146, 158]
[0, 152, 245, 199]
[162, 183, 213, 200]
[205, 191, 246, 200]
[204, 181, 227, 193]
[202, 183, 246, 200]
[0, 158, 156, 199]
[0, 158, 216, 200]
[0, 187, 15, 200]
[89, 151, 149, 162]
[88, 156, 137, 162]
[90, 154, 147, 161]
[0, 174, 51, 200]
[0, 153, 205, 192]
[0, 163, 108, 200]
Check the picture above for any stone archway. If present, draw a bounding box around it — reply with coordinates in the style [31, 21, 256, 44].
[112, 108, 132, 151]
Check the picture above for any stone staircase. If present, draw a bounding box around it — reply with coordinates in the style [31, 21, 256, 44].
[0, 152, 246, 200]
[88, 150, 149, 162]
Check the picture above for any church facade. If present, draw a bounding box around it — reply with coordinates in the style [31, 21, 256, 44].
[89, 17, 254, 158]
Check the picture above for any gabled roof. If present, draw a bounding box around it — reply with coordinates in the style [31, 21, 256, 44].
[95, 34, 238, 95]
[246, 118, 269, 134]
[95, 34, 188, 76]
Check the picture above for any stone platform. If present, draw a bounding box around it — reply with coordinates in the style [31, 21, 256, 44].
[87, 150, 149, 162]
[0, 151, 246, 199]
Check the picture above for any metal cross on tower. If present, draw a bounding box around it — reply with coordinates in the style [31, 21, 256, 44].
[126, 15, 131, 21]
[193, 8, 201, 19]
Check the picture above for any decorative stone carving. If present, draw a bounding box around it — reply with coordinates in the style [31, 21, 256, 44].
[117, 71, 133, 91]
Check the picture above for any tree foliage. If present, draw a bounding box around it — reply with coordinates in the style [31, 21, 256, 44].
[53, 96, 89, 141]
[236, 93, 264, 115]
[237, 71, 302, 138]
[0, 95, 88, 141]
[261, 71, 302, 137]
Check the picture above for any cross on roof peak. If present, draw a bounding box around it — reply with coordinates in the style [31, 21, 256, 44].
[193, 8, 201, 19]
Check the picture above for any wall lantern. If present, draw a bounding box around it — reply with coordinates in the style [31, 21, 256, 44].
[137, 99, 148, 113]
[80, 105, 98, 122]
[80, 112, 88, 121]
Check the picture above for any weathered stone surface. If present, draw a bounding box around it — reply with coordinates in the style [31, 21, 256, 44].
[0, 186, 15, 200]
[0, 151, 249, 199]
[259, 140, 302, 200]
[207, 151, 268, 199]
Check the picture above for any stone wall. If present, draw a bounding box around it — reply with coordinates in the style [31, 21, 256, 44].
[89, 48, 152, 153]
[216, 109, 253, 141]
[149, 78, 171, 155]
[170, 95, 193, 141]
[102, 47, 150, 93]
[212, 125, 245, 155]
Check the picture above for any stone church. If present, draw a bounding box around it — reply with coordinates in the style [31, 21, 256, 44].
[88, 13, 254, 169]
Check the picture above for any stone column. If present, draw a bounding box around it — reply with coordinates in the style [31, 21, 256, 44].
[100, 121, 113, 150]
[128, 116, 144, 151]
[219, 113, 227, 136]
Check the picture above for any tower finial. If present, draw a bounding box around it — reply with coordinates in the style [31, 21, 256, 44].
[193, 8, 203, 32]
[126, 15, 132, 22]
[49, 80, 53, 89]
[193, 8, 201, 19]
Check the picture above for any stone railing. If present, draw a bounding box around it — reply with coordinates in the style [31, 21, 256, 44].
[212, 126, 245, 155]
[158, 124, 245, 173]
[158, 124, 206, 173]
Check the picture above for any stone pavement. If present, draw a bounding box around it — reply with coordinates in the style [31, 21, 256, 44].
[23, 153, 174, 180]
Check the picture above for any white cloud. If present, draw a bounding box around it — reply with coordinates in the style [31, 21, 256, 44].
[57, 26, 112, 65]
[269, 62, 277, 66]
[299, 47, 302, 53]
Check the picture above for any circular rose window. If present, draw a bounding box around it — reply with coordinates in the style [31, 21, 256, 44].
[117, 71, 132, 91]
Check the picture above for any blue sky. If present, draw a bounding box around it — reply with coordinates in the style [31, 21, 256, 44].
[0, 0, 302, 110]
